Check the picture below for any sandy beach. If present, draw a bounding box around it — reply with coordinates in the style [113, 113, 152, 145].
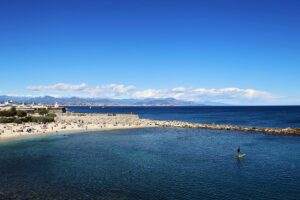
[0, 113, 157, 141]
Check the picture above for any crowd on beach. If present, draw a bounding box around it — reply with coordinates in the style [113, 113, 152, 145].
[0, 113, 157, 139]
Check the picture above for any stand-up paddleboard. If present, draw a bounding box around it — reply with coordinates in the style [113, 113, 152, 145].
[236, 153, 246, 159]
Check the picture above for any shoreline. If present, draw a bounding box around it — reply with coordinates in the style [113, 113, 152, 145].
[1, 112, 300, 143]
[0, 125, 156, 143]
[0, 113, 158, 142]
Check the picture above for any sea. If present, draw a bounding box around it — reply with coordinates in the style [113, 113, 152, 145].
[0, 106, 300, 200]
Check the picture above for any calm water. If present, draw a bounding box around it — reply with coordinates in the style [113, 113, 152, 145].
[68, 106, 300, 128]
[1, 106, 300, 199]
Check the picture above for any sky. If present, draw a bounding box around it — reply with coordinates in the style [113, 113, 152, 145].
[0, 0, 299, 105]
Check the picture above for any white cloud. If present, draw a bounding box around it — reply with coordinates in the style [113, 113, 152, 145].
[26, 83, 88, 91]
[102, 84, 135, 95]
[132, 87, 280, 104]
[26, 83, 135, 99]
[25, 82, 281, 104]
[133, 89, 163, 99]
[190, 88, 275, 100]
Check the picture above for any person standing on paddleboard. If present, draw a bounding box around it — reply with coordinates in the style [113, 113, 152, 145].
[237, 147, 241, 156]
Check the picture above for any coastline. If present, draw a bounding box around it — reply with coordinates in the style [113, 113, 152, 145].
[0, 113, 157, 142]
[1, 112, 300, 143]
[0, 125, 156, 143]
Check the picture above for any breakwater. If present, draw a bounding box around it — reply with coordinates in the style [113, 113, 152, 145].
[57, 113, 300, 135]
[152, 120, 300, 135]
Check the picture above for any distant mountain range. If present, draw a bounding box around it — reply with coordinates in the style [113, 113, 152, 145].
[0, 95, 228, 106]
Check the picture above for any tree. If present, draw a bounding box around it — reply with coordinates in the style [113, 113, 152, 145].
[0, 107, 17, 117]
[16, 110, 27, 117]
[38, 109, 49, 116]
[9, 107, 17, 116]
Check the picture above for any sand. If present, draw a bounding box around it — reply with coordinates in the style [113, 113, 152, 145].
[0, 113, 157, 141]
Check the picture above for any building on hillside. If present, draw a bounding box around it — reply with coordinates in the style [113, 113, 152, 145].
[0, 102, 65, 113]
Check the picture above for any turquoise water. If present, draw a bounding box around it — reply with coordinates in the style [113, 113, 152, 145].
[0, 128, 300, 199]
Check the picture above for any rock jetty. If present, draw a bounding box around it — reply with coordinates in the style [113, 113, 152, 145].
[152, 120, 300, 135]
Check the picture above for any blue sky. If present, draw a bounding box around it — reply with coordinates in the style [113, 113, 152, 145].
[0, 0, 299, 104]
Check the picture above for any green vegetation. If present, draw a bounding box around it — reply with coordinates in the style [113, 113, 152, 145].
[16, 110, 27, 117]
[0, 108, 56, 124]
[30, 115, 55, 123]
[38, 108, 49, 116]
[0, 117, 16, 123]
[46, 113, 57, 118]
[0, 107, 17, 117]
[0, 115, 55, 124]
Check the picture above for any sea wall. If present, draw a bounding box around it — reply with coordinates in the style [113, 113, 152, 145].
[152, 120, 300, 135]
